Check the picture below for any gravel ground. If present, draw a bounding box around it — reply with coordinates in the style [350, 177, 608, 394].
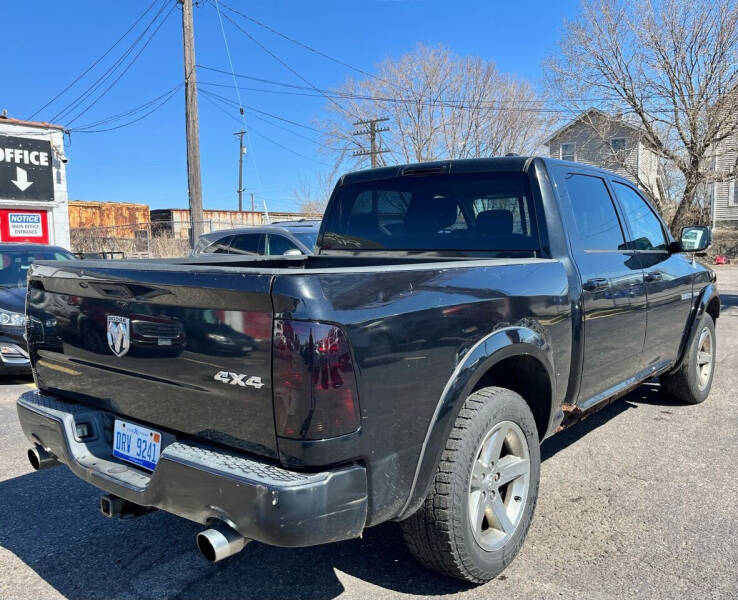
[0, 266, 736, 600]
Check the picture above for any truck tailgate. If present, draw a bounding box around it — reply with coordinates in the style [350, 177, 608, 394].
[26, 261, 278, 458]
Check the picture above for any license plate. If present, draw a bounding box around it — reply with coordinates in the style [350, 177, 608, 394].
[113, 420, 162, 471]
[158, 338, 172, 346]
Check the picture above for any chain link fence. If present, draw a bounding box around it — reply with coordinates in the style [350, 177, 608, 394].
[70, 220, 231, 259]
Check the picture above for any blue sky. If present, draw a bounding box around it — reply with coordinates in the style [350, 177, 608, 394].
[3, 0, 580, 213]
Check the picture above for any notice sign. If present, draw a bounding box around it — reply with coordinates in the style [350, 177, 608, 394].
[0, 209, 49, 243]
[0, 135, 55, 201]
[9, 213, 42, 237]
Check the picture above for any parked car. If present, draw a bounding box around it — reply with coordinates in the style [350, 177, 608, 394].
[18, 157, 718, 583]
[191, 220, 320, 257]
[0, 243, 75, 375]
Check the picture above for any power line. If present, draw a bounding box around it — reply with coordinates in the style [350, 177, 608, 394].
[200, 88, 339, 149]
[212, 0, 262, 188]
[213, 0, 382, 84]
[196, 65, 691, 114]
[27, 0, 161, 121]
[64, 1, 176, 127]
[199, 88, 322, 132]
[200, 90, 332, 165]
[73, 85, 181, 133]
[51, 0, 171, 124]
[248, 123, 332, 165]
[214, 10, 360, 121]
[74, 83, 183, 131]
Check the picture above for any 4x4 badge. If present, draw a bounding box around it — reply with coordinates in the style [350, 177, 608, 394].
[106, 316, 130, 357]
[214, 371, 264, 389]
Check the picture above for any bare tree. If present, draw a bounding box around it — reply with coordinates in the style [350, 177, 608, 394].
[291, 168, 338, 215]
[320, 44, 550, 170]
[546, 0, 738, 229]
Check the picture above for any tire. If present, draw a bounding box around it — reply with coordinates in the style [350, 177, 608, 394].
[401, 386, 540, 583]
[661, 313, 716, 405]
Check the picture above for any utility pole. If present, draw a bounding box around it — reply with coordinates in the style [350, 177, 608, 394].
[234, 130, 246, 212]
[352, 117, 390, 168]
[180, 0, 204, 246]
[250, 192, 255, 212]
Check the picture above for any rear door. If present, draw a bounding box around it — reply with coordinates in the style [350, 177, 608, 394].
[610, 180, 694, 369]
[554, 170, 647, 404]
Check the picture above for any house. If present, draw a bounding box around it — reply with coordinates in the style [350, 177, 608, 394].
[544, 108, 662, 201]
[711, 129, 738, 228]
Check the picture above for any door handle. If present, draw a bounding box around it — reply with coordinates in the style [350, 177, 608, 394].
[644, 272, 663, 283]
[583, 278, 609, 291]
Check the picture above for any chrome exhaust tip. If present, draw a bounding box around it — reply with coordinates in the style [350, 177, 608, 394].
[196, 523, 249, 562]
[27, 446, 59, 471]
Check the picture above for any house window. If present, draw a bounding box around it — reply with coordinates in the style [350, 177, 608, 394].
[610, 137, 626, 152]
[560, 142, 575, 161]
[730, 180, 738, 207]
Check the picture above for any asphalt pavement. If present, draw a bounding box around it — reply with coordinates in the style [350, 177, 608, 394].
[1, 267, 737, 600]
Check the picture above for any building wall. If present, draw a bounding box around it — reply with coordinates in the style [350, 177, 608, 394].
[0, 119, 70, 248]
[151, 209, 321, 239]
[69, 200, 150, 237]
[712, 131, 738, 223]
[547, 118, 641, 180]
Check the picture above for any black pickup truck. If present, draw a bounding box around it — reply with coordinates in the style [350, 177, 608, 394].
[17, 157, 719, 583]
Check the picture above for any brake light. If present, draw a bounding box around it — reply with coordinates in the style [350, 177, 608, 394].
[273, 319, 360, 440]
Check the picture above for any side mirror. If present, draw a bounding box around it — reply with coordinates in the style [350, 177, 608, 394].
[679, 226, 711, 253]
[282, 249, 303, 257]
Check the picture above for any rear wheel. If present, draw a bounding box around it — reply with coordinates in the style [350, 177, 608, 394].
[661, 313, 715, 404]
[401, 386, 540, 583]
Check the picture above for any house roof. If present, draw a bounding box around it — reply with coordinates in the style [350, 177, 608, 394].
[543, 107, 642, 146]
[0, 115, 64, 131]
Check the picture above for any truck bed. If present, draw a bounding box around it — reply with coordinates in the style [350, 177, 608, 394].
[27, 254, 568, 468]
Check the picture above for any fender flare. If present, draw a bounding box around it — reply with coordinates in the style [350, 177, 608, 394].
[396, 325, 555, 521]
[670, 282, 719, 373]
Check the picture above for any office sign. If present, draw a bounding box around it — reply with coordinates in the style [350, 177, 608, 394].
[0, 135, 55, 201]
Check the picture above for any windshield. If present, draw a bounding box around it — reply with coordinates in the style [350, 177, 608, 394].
[320, 172, 539, 253]
[293, 231, 318, 249]
[0, 249, 75, 288]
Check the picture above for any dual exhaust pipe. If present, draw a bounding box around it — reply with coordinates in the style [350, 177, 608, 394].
[28, 446, 248, 563]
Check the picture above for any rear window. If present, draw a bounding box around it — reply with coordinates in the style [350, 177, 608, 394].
[320, 172, 539, 252]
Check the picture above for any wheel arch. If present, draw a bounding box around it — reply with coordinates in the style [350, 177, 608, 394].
[396, 325, 556, 521]
[671, 282, 720, 373]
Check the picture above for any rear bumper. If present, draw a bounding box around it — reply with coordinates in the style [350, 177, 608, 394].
[16, 390, 368, 547]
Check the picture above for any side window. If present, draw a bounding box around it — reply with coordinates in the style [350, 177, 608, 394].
[204, 235, 232, 254]
[611, 182, 667, 251]
[228, 234, 265, 255]
[564, 174, 625, 250]
[267, 234, 299, 255]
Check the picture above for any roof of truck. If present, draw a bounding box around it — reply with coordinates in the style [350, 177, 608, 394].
[339, 156, 535, 184]
[339, 156, 630, 185]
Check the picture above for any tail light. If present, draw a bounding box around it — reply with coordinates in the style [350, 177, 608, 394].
[273, 319, 360, 440]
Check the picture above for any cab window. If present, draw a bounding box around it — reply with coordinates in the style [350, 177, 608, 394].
[611, 182, 668, 251]
[564, 173, 625, 250]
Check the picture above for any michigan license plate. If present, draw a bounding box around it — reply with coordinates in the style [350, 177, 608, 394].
[113, 419, 161, 471]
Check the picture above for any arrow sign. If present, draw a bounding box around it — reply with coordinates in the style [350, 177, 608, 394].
[11, 167, 34, 192]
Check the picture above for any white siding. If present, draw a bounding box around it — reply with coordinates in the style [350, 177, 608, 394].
[713, 131, 738, 222]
